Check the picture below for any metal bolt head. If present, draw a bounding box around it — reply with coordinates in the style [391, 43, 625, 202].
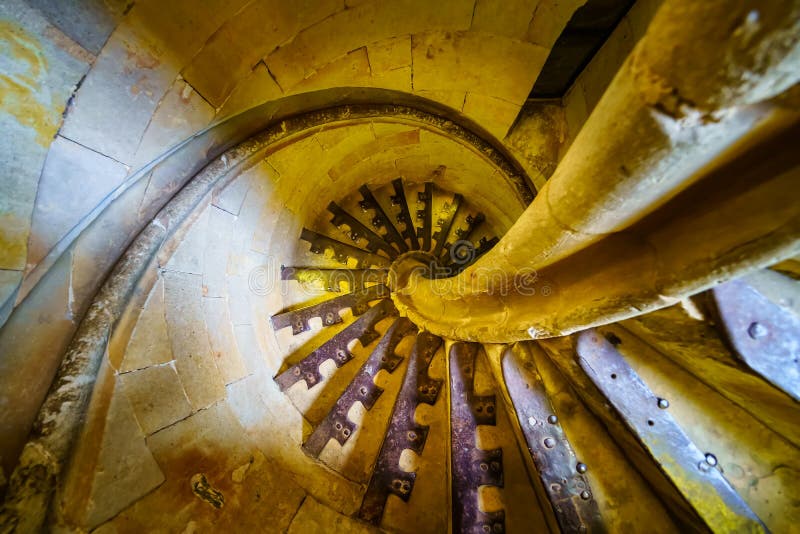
[748, 322, 768, 340]
[576, 462, 588, 474]
[705, 453, 718, 467]
[580, 490, 591, 500]
[543, 437, 556, 449]
[547, 415, 558, 424]
[657, 398, 670, 409]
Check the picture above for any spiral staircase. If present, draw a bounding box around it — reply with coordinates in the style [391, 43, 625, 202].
[0, 0, 798, 532]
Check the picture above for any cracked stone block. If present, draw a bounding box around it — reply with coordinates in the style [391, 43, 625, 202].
[120, 363, 192, 435]
[289, 47, 372, 95]
[131, 77, 215, 170]
[181, 0, 341, 107]
[287, 496, 380, 534]
[136, 135, 216, 223]
[163, 271, 225, 411]
[83, 385, 165, 528]
[58, 22, 176, 165]
[367, 35, 411, 74]
[215, 62, 283, 119]
[120, 278, 172, 372]
[203, 297, 248, 384]
[26, 135, 129, 270]
[265, 0, 474, 90]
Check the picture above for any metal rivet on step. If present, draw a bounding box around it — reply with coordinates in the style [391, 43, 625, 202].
[580, 490, 591, 500]
[543, 437, 556, 449]
[657, 397, 670, 409]
[547, 415, 558, 424]
[576, 462, 588, 474]
[747, 322, 768, 339]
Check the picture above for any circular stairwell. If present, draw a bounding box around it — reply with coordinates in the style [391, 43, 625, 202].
[7, 108, 793, 533]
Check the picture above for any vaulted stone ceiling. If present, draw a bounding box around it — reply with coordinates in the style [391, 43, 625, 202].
[1, 0, 799, 532]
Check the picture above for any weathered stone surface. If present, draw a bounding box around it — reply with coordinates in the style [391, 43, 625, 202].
[201, 206, 235, 298]
[215, 62, 283, 119]
[367, 35, 412, 75]
[25, 0, 127, 55]
[68, 175, 149, 312]
[225, 275, 253, 327]
[411, 31, 548, 107]
[562, 81, 590, 154]
[130, 77, 215, 170]
[164, 206, 209, 275]
[83, 385, 165, 528]
[579, 19, 635, 111]
[120, 363, 192, 435]
[462, 92, 521, 140]
[0, 250, 74, 477]
[203, 297, 248, 384]
[232, 324, 266, 376]
[237, 375, 365, 515]
[0, 0, 91, 271]
[26, 135, 129, 270]
[135, 134, 217, 223]
[289, 48, 373, 94]
[182, 0, 340, 107]
[525, 0, 586, 47]
[288, 496, 380, 534]
[97, 401, 305, 532]
[471, 0, 539, 41]
[58, 23, 176, 165]
[162, 270, 225, 411]
[265, 0, 474, 90]
[212, 173, 251, 217]
[503, 101, 565, 189]
[119, 277, 172, 372]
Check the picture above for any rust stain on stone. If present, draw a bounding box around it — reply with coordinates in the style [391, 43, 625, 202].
[191, 473, 225, 509]
[0, 212, 29, 271]
[124, 43, 160, 70]
[42, 26, 94, 64]
[0, 20, 61, 147]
